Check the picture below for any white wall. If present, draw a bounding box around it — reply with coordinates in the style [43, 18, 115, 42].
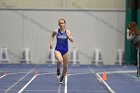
[0, 9, 125, 64]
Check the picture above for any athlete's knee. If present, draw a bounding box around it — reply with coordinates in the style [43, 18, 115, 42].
[57, 58, 63, 63]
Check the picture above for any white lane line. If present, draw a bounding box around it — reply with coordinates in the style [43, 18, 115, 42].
[4, 70, 33, 93]
[38, 72, 56, 76]
[4, 65, 39, 93]
[96, 73, 115, 93]
[0, 75, 6, 79]
[57, 84, 61, 93]
[22, 89, 108, 92]
[17, 75, 37, 93]
[88, 67, 115, 93]
[98, 70, 136, 74]
[68, 72, 93, 76]
[64, 75, 68, 93]
[0, 89, 109, 92]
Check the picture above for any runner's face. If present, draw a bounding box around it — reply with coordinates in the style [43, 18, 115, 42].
[58, 20, 66, 29]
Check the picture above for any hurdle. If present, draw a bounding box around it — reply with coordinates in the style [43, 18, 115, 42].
[47, 49, 56, 65]
[20, 48, 31, 64]
[0, 47, 10, 64]
[92, 49, 103, 65]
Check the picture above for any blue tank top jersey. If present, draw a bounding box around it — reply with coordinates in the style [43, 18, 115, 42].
[55, 29, 68, 51]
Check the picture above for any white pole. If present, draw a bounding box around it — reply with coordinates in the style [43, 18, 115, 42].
[118, 49, 122, 65]
[51, 49, 55, 64]
[73, 48, 77, 65]
[25, 48, 29, 64]
[95, 49, 100, 65]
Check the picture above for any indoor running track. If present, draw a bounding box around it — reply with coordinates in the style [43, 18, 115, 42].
[0, 64, 138, 93]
